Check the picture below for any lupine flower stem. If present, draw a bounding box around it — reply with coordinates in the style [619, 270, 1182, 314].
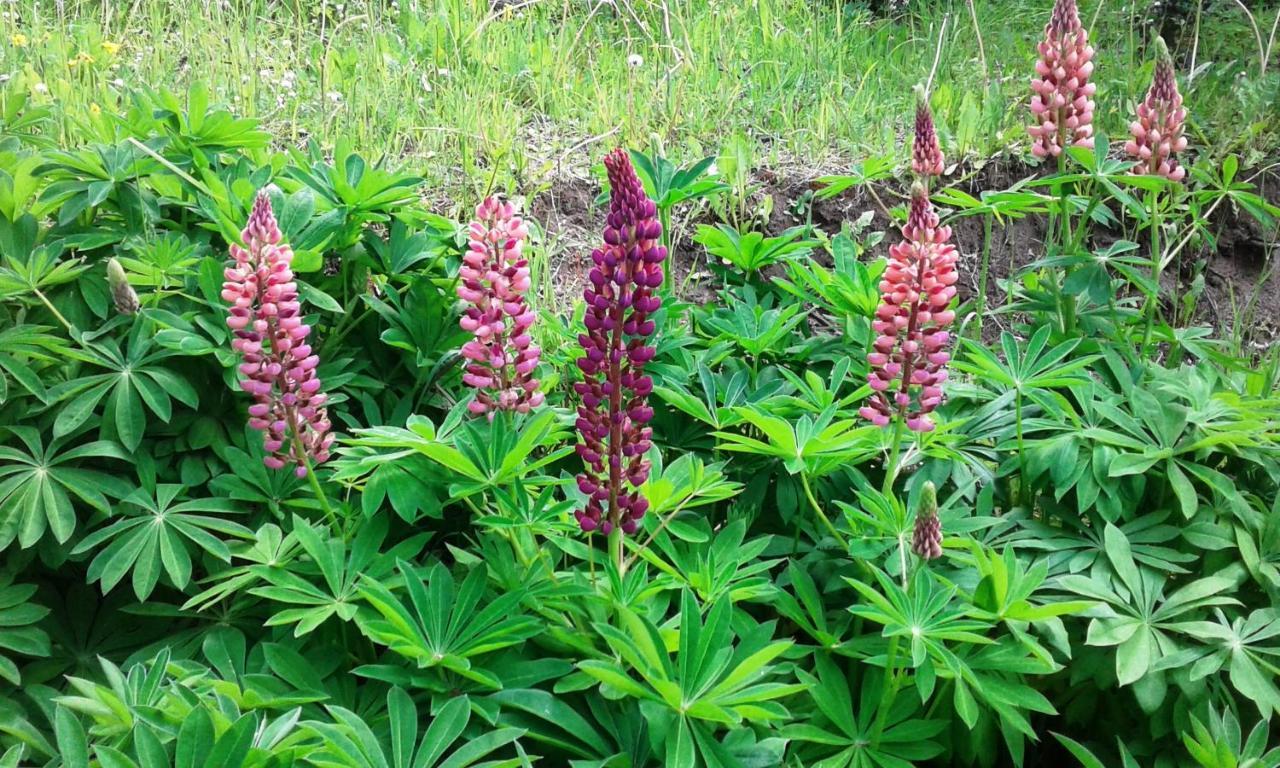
[1141, 188, 1163, 354]
[871, 635, 904, 750]
[292, 427, 337, 530]
[882, 417, 907, 497]
[973, 213, 993, 341]
[800, 472, 849, 551]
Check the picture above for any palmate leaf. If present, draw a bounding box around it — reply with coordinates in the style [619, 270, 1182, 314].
[249, 514, 418, 637]
[47, 326, 198, 452]
[307, 688, 525, 768]
[784, 653, 945, 768]
[0, 574, 51, 685]
[0, 426, 131, 550]
[353, 560, 541, 691]
[1060, 524, 1242, 693]
[578, 589, 804, 761]
[73, 484, 253, 601]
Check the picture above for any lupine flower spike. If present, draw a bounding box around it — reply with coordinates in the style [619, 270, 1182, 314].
[106, 257, 140, 315]
[859, 184, 959, 432]
[458, 197, 544, 419]
[574, 149, 666, 536]
[911, 481, 943, 560]
[222, 192, 334, 477]
[912, 86, 945, 179]
[1125, 38, 1188, 182]
[1029, 0, 1096, 159]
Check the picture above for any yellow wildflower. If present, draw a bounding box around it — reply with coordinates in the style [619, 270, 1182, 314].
[10, 33, 28, 48]
[68, 51, 96, 69]
[89, 103, 102, 116]
[100, 41, 121, 56]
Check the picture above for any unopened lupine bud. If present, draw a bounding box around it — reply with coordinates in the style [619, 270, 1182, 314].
[1028, 0, 1096, 159]
[573, 149, 666, 536]
[859, 185, 959, 432]
[106, 257, 140, 315]
[458, 197, 544, 419]
[1124, 38, 1188, 182]
[222, 192, 334, 477]
[912, 86, 945, 178]
[911, 481, 943, 560]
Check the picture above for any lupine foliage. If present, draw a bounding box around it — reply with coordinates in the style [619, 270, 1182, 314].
[2, 5, 1280, 768]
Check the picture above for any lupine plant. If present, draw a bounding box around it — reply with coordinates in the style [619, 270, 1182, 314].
[3, 4, 1280, 768]
[1126, 38, 1190, 350]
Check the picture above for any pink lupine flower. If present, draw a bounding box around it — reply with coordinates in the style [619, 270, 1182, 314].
[912, 86, 945, 178]
[574, 149, 665, 536]
[457, 197, 544, 419]
[1028, 0, 1096, 159]
[222, 192, 333, 477]
[859, 185, 958, 433]
[1124, 38, 1188, 182]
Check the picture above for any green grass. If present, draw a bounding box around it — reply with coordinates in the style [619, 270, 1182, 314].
[3, 0, 1278, 193]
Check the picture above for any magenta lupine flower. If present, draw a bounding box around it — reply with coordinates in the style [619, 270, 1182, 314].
[573, 149, 666, 536]
[222, 192, 333, 477]
[859, 185, 959, 433]
[912, 87, 945, 178]
[1028, 0, 1096, 159]
[458, 197, 544, 419]
[1124, 39, 1188, 182]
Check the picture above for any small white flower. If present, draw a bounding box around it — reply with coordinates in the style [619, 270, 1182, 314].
[112, 77, 124, 87]
[33, 82, 48, 94]
[627, 53, 643, 68]
[436, 67, 450, 77]
[0, 73, 10, 85]
[326, 90, 343, 103]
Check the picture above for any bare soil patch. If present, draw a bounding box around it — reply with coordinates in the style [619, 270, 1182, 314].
[531, 157, 1279, 349]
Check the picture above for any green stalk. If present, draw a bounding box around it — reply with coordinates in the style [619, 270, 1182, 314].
[33, 288, 80, 341]
[973, 212, 993, 340]
[870, 633, 903, 749]
[1014, 388, 1026, 507]
[1141, 187, 1163, 354]
[882, 417, 907, 497]
[1055, 150, 1075, 334]
[608, 527, 625, 577]
[801, 472, 849, 551]
[290, 419, 338, 531]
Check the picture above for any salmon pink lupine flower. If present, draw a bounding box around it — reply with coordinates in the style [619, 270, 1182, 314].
[912, 86, 945, 178]
[457, 197, 544, 418]
[573, 150, 666, 536]
[1028, 0, 1096, 159]
[1125, 39, 1188, 182]
[222, 192, 333, 477]
[859, 185, 959, 432]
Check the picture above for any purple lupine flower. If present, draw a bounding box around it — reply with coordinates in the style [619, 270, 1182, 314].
[911, 481, 943, 560]
[458, 197, 544, 419]
[222, 192, 333, 477]
[912, 86, 945, 178]
[573, 149, 666, 536]
[1124, 38, 1188, 182]
[1028, 0, 1097, 159]
[859, 185, 958, 433]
